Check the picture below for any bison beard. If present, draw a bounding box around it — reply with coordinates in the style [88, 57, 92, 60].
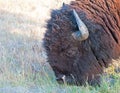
[44, 0, 120, 85]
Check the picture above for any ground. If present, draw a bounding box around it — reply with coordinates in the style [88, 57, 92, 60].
[0, 0, 120, 93]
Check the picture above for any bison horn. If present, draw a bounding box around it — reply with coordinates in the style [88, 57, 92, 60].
[72, 9, 89, 41]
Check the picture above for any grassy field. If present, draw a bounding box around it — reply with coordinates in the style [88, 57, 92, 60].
[0, 0, 120, 93]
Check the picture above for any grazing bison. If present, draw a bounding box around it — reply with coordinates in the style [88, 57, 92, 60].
[44, 0, 120, 85]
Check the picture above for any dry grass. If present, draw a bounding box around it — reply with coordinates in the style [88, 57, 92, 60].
[0, 0, 73, 86]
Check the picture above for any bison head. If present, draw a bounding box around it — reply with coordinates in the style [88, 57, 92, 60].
[44, 0, 120, 85]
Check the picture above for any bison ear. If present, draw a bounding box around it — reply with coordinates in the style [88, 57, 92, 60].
[72, 9, 89, 41]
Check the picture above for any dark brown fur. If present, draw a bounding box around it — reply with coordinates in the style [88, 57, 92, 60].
[44, 0, 120, 85]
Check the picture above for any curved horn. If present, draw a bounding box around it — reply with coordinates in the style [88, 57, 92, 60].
[72, 9, 89, 41]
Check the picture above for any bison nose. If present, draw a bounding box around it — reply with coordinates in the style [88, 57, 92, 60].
[72, 9, 89, 41]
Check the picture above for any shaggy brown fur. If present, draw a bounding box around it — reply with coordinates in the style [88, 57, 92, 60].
[44, 0, 120, 85]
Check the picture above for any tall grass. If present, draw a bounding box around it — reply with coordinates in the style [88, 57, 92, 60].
[0, 51, 120, 93]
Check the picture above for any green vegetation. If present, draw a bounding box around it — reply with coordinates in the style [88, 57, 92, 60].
[0, 53, 120, 93]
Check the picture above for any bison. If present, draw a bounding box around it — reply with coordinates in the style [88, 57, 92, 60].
[44, 0, 120, 85]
